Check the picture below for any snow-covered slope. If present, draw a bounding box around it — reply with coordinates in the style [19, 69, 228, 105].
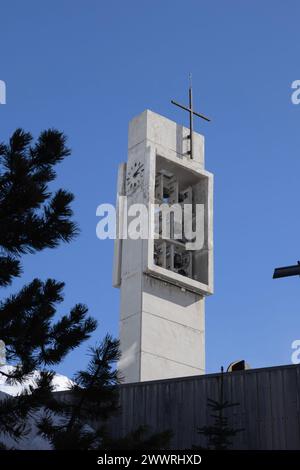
[0, 365, 73, 449]
[0, 365, 72, 396]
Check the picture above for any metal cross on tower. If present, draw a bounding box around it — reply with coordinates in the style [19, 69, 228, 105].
[171, 76, 210, 159]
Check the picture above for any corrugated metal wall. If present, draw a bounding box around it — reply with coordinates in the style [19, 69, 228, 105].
[109, 364, 300, 449]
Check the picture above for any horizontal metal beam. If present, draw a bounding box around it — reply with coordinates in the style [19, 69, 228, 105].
[192, 109, 211, 122]
[273, 263, 300, 279]
[171, 99, 190, 113]
[171, 100, 210, 122]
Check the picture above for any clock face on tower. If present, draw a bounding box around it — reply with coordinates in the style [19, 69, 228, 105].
[126, 161, 144, 195]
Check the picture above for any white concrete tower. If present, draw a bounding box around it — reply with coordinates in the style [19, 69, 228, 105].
[113, 110, 213, 383]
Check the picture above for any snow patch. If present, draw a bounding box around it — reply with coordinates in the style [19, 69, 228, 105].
[0, 365, 73, 396]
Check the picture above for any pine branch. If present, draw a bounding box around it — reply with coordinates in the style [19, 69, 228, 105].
[36, 336, 121, 450]
[68, 335, 121, 427]
[0, 128, 77, 285]
[0, 255, 21, 286]
[0, 279, 97, 371]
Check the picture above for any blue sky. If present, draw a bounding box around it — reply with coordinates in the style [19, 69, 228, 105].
[1, 0, 300, 378]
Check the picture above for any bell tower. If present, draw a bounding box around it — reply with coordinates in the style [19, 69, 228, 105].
[113, 105, 213, 383]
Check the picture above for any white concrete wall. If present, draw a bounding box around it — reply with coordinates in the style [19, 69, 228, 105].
[118, 274, 205, 383]
[128, 110, 205, 168]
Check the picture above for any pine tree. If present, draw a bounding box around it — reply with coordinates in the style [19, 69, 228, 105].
[34, 335, 172, 450]
[36, 334, 121, 450]
[0, 129, 97, 446]
[0, 128, 172, 451]
[196, 367, 244, 450]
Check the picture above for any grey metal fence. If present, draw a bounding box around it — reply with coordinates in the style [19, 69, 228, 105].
[108, 364, 300, 449]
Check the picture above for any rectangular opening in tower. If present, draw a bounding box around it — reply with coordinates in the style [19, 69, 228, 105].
[152, 154, 210, 288]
